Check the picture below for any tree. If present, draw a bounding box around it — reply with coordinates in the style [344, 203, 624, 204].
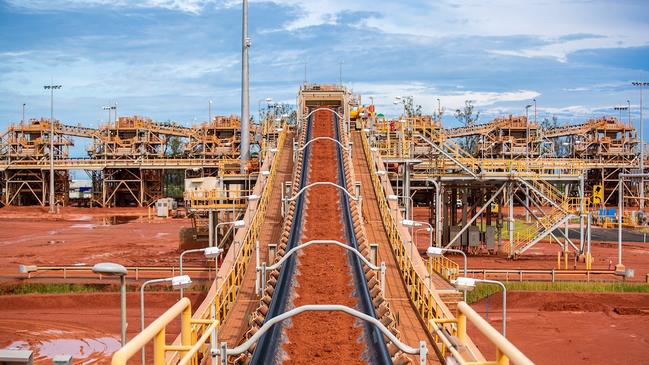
[165, 136, 185, 158]
[403, 98, 423, 117]
[540, 115, 569, 157]
[454, 100, 480, 154]
[260, 103, 297, 125]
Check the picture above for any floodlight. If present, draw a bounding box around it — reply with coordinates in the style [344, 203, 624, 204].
[426, 246, 444, 257]
[171, 275, 193, 290]
[452, 277, 476, 291]
[203, 247, 222, 259]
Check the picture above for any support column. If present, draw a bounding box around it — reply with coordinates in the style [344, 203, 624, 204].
[240, 0, 250, 172]
[404, 161, 411, 220]
[508, 182, 514, 255]
[209, 210, 214, 248]
[579, 175, 585, 253]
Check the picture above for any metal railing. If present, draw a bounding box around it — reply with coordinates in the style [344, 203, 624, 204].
[430, 302, 534, 365]
[361, 130, 467, 360]
[466, 268, 619, 282]
[111, 298, 218, 365]
[18, 264, 213, 280]
[110, 124, 288, 365]
[185, 189, 253, 209]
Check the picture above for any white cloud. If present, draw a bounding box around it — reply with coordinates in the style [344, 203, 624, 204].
[350, 81, 540, 117]
[268, 0, 649, 61]
[5, 0, 220, 14]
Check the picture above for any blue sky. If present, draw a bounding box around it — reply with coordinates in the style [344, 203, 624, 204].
[1, 0, 648, 138]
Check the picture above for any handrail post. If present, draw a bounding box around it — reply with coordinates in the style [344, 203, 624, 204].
[255, 241, 260, 295]
[154, 327, 165, 364]
[380, 262, 386, 294]
[219, 342, 227, 365]
[496, 348, 509, 365]
[181, 304, 191, 347]
[457, 311, 467, 345]
[418, 341, 427, 365]
[261, 263, 267, 295]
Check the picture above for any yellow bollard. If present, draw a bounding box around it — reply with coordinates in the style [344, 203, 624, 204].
[154, 327, 166, 365]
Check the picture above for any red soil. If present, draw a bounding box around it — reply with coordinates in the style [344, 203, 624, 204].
[0, 206, 206, 283]
[281, 110, 365, 364]
[469, 291, 649, 365]
[0, 291, 204, 364]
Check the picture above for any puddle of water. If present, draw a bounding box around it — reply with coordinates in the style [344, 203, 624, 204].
[6, 340, 29, 349]
[71, 224, 97, 229]
[69, 215, 93, 222]
[102, 215, 141, 226]
[37, 337, 121, 360]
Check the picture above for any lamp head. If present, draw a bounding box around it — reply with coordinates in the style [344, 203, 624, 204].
[426, 246, 443, 257]
[171, 275, 193, 290]
[401, 219, 421, 227]
[233, 220, 246, 228]
[452, 277, 476, 291]
[203, 247, 222, 259]
[92, 262, 128, 276]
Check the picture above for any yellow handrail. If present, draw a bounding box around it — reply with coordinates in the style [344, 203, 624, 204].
[111, 124, 288, 365]
[360, 130, 463, 358]
[111, 298, 218, 365]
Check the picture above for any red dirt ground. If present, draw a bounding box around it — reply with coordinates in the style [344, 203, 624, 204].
[411, 207, 649, 281]
[469, 291, 649, 365]
[0, 206, 209, 283]
[0, 291, 205, 364]
[281, 110, 365, 364]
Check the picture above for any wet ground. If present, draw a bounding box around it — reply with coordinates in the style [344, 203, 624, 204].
[0, 291, 205, 364]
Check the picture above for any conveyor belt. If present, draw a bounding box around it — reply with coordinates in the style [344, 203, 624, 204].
[249, 109, 390, 364]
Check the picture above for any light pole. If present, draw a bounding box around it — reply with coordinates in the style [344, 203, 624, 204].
[427, 246, 468, 301]
[453, 277, 507, 336]
[209, 100, 213, 124]
[388, 194, 414, 221]
[44, 84, 62, 213]
[92, 263, 128, 346]
[339, 61, 344, 85]
[22, 103, 25, 123]
[258, 97, 272, 123]
[628, 100, 632, 125]
[401, 219, 432, 260]
[214, 219, 246, 248]
[103, 106, 111, 124]
[525, 103, 533, 223]
[524, 104, 532, 162]
[632, 81, 649, 210]
[179, 246, 222, 298]
[614, 105, 629, 122]
[140, 275, 192, 364]
[241, 0, 251, 172]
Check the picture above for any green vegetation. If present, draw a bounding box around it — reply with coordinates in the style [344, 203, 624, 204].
[0, 283, 211, 296]
[466, 281, 649, 304]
